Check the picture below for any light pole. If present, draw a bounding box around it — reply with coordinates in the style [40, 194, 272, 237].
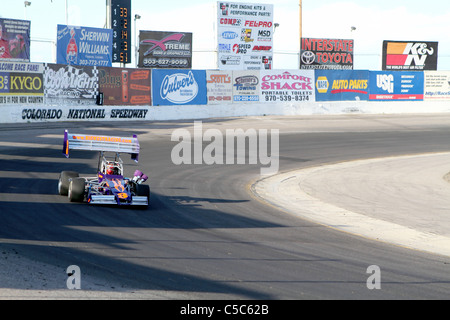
[24, 1, 31, 20]
[134, 14, 141, 68]
[66, 0, 69, 25]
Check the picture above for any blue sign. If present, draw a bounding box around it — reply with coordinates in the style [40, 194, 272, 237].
[152, 69, 207, 106]
[315, 70, 369, 101]
[56, 25, 112, 67]
[369, 71, 424, 100]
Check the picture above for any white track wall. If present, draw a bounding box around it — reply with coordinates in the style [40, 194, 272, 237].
[6, 100, 450, 124]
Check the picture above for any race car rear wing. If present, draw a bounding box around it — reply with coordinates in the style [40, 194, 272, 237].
[63, 130, 140, 162]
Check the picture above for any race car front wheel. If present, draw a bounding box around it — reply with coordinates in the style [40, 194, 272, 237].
[58, 171, 79, 196]
[68, 178, 86, 202]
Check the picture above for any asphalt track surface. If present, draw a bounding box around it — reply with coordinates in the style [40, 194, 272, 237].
[1, 113, 450, 299]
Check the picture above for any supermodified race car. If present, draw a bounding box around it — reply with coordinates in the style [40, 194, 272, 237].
[58, 130, 150, 208]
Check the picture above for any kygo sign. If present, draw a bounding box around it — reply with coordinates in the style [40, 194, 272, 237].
[217, 1, 273, 70]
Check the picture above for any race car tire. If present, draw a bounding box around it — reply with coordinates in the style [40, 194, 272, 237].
[68, 178, 86, 202]
[136, 184, 150, 206]
[58, 171, 79, 196]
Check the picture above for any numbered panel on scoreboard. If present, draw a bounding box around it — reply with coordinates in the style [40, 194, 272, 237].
[111, 0, 131, 64]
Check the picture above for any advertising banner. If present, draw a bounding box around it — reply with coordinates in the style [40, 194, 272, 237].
[315, 70, 369, 101]
[56, 25, 113, 67]
[424, 71, 450, 100]
[260, 70, 315, 103]
[98, 67, 151, 105]
[206, 70, 233, 104]
[382, 41, 438, 71]
[0, 62, 44, 105]
[43, 64, 99, 105]
[138, 31, 192, 69]
[0, 18, 31, 61]
[232, 70, 260, 102]
[152, 69, 207, 106]
[217, 1, 273, 70]
[300, 38, 353, 70]
[369, 71, 424, 100]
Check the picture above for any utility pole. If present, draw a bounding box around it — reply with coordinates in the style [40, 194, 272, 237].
[299, 0, 302, 69]
[299, 0, 302, 41]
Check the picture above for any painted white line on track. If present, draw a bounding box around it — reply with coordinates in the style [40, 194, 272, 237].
[252, 152, 450, 258]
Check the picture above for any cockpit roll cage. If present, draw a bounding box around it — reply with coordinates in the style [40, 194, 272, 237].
[98, 151, 124, 176]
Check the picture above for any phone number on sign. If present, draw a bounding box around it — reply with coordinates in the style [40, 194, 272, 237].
[78, 59, 110, 66]
[142, 58, 189, 67]
[264, 95, 311, 102]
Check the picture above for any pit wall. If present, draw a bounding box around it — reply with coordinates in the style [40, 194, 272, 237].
[1, 61, 450, 123]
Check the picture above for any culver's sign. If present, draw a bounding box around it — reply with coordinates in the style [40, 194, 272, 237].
[152, 69, 207, 106]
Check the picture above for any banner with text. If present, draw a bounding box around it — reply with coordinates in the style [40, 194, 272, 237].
[217, 1, 273, 70]
[232, 70, 261, 102]
[152, 69, 207, 106]
[260, 70, 315, 103]
[43, 64, 99, 106]
[207, 70, 233, 104]
[0, 18, 31, 62]
[369, 71, 424, 100]
[138, 31, 192, 69]
[382, 41, 438, 71]
[57, 25, 112, 67]
[0, 61, 43, 105]
[98, 67, 151, 105]
[300, 38, 353, 70]
[424, 71, 450, 100]
[315, 70, 369, 101]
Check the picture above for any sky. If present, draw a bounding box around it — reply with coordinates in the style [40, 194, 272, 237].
[1, 0, 450, 70]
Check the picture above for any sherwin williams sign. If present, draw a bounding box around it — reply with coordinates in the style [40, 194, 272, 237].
[315, 70, 369, 101]
[152, 69, 207, 106]
[382, 41, 438, 71]
[369, 71, 424, 100]
[56, 25, 113, 67]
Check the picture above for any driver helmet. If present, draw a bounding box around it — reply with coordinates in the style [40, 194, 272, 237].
[106, 165, 114, 175]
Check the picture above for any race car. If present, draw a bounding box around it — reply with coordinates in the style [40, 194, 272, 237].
[58, 130, 150, 208]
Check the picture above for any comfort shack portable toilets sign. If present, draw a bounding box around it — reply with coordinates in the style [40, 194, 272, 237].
[151, 69, 207, 106]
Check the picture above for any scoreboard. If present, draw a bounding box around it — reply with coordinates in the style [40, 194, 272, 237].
[111, 0, 131, 64]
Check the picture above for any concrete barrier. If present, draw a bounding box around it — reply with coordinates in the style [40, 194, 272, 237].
[3, 100, 450, 124]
